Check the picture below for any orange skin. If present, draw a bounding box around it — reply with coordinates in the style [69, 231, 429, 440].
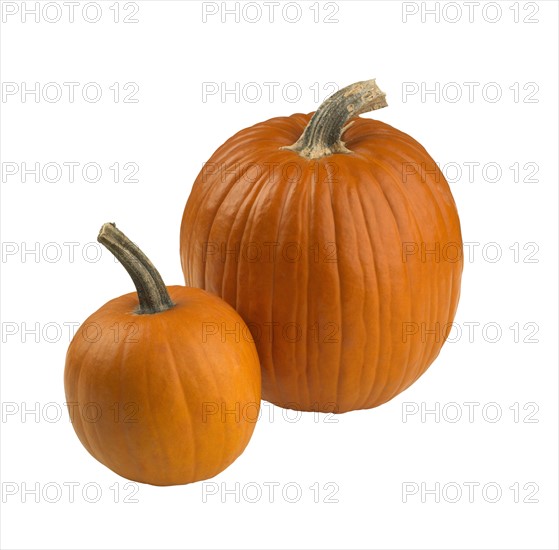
[180, 113, 463, 413]
[64, 286, 261, 486]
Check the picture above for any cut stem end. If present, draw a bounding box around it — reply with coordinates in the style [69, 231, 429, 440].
[97, 222, 174, 315]
[284, 79, 387, 160]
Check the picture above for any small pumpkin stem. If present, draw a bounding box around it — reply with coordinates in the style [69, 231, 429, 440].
[98, 223, 174, 315]
[284, 79, 387, 160]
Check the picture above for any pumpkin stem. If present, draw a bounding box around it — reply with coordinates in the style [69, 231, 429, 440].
[284, 79, 387, 160]
[97, 223, 174, 314]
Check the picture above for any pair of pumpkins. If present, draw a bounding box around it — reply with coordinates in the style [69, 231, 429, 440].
[65, 79, 463, 486]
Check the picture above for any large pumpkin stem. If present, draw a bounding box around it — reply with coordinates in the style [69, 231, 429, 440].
[284, 79, 387, 160]
[98, 223, 174, 314]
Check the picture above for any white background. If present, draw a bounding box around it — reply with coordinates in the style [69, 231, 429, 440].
[1, 1, 558, 549]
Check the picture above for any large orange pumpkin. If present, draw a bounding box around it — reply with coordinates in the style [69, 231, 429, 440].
[180, 80, 463, 413]
[65, 223, 261, 485]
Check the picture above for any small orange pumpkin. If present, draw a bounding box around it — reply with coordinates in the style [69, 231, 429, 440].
[180, 79, 463, 413]
[65, 223, 261, 486]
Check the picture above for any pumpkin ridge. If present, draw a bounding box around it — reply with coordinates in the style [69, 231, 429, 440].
[269, 160, 303, 407]
[240, 149, 297, 400]
[387, 155, 436, 402]
[384, 167, 424, 402]
[182, 142, 249, 286]
[202, 156, 248, 290]
[347, 177, 383, 410]
[424, 170, 462, 372]
[181, 186, 207, 285]
[350, 181, 378, 410]
[224, 153, 274, 308]
[333, 164, 365, 411]
[295, 183, 307, 407]
[324, 159, 345, 411]
[142, 332, 174, 483]
[361, 164, 397, 407]
[280, 165, 312, 408]
[80, 333, 115, 466]
[306, 167, 321, 408]
[182, 296, 255, 477]
[370, 145, 460, 401]
[385, 146, 454, 383]
[377, 152, 432, 391]
[300, 167, 313, 408]
[115, 329, 146, 479]
[356, 150, 433, 399]
[69, 339, 96, 458]
[363, 156, 419, 404]
[379, 135, 463, 379]
[228, 167, 265, 309]
[357, 179, 383, 409]
[163, 327, 198, 482]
